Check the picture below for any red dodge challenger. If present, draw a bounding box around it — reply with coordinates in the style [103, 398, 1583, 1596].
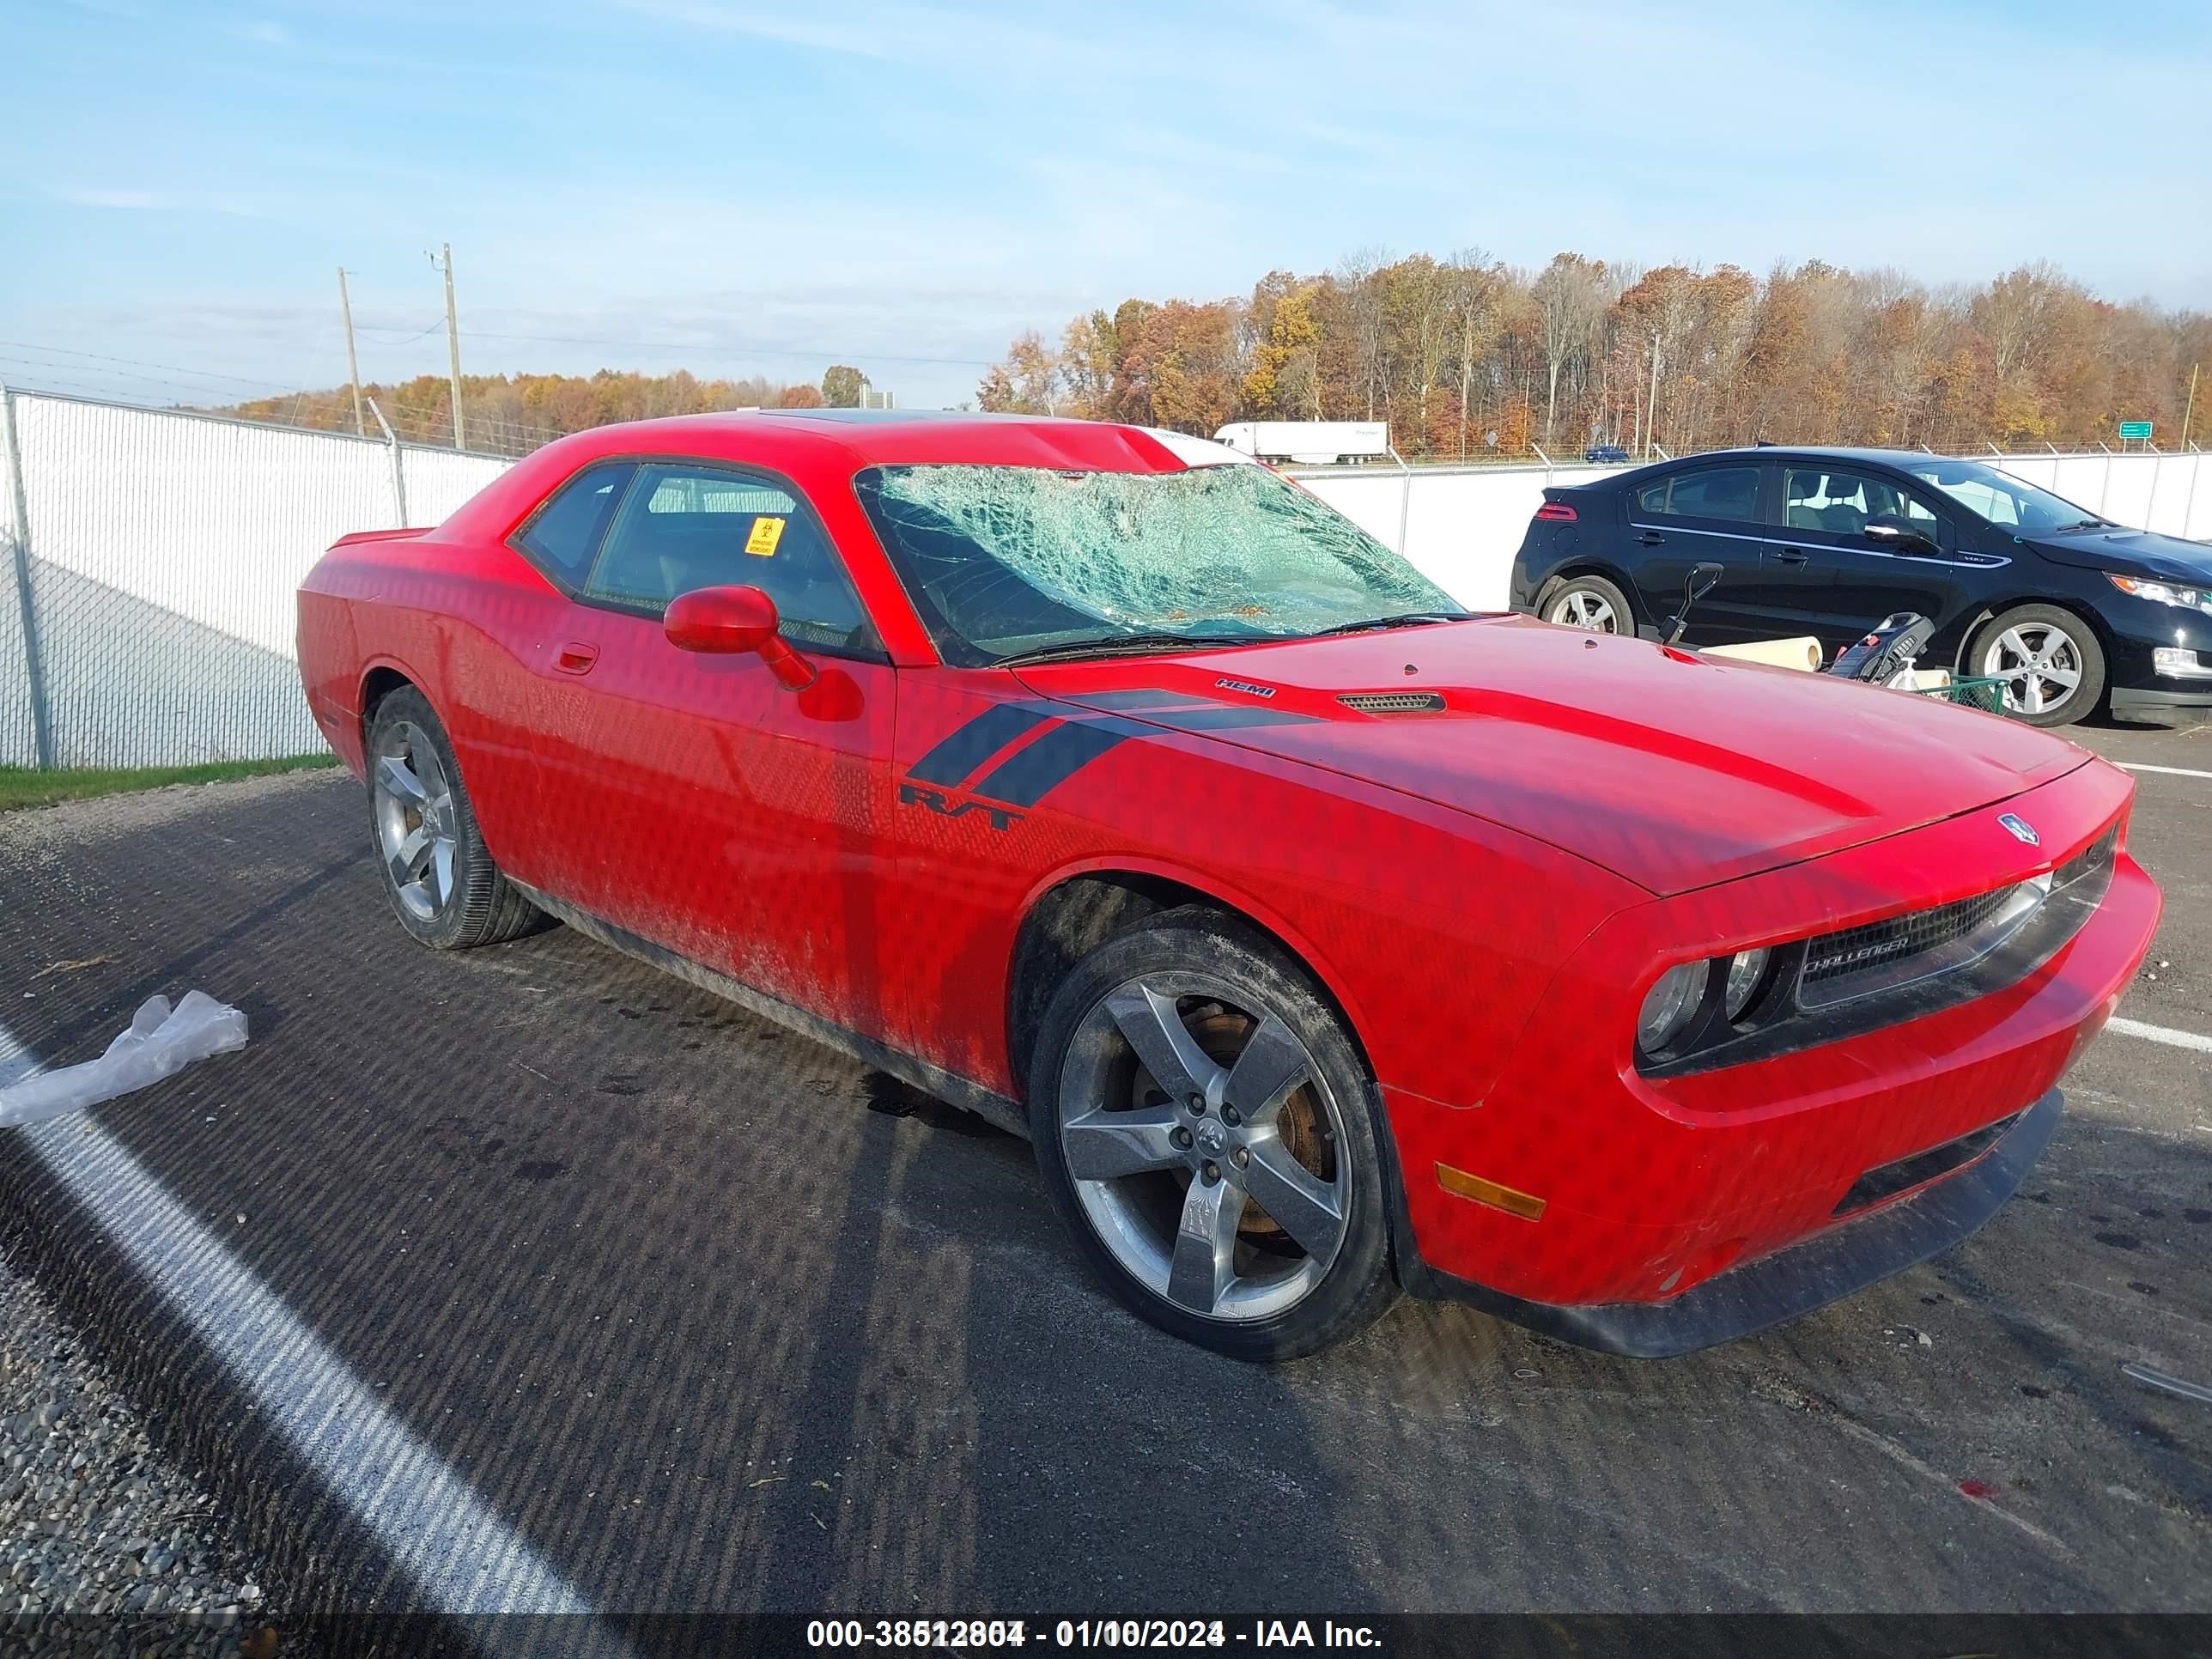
[296, 410, 2160, 1361]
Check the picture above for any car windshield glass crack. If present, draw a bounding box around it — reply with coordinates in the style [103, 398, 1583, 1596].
[857, 462, 1459, 662]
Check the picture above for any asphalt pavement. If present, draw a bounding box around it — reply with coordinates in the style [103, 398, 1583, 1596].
[0, 720, 2206, 1628]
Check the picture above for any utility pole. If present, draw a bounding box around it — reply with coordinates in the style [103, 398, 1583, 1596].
[337, 267, 365, 437]
[2182, 363, 2200, 452]
[435, 242, 465, 452]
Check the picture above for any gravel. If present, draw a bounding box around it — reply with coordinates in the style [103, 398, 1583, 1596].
[0, 1254, 274, 1656]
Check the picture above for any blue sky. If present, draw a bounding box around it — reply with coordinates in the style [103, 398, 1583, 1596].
[3, 0, 2207, 410]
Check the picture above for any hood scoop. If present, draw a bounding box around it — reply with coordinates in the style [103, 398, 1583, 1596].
[1338, 691, 1446, 714]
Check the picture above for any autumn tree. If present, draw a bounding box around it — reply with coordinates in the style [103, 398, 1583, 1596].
[1531, 253, 1608, 444]
[821, 365, 868, 407]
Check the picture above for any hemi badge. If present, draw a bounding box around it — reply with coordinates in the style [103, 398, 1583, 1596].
[1215, 678, 1276, 698]
[1435, 1163, 1547, 1222]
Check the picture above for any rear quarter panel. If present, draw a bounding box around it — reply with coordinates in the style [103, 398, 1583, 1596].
[297, 534, 568, 882]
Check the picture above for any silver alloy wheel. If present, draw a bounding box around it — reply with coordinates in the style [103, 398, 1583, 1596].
[1981, 621, 2084, 718]
[371, 720, 459, 921]
[1547, 588, 1619, 632]
[1056, 975, 1351, 1323]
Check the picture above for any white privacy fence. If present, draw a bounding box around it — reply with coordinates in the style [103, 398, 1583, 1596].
[1, 383, 2206, 770]
[0, 390, 507, 769]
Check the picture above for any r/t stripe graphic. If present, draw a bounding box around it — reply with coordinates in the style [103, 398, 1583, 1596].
[906, 696, 1320, 812]
[970, 715, 1153, 808]
[906, 702, 1054, 787]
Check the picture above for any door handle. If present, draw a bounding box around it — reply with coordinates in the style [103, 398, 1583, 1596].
[1773, 549, 1810, 565]
[1638, 531, 1663, 545]
[555, 641, 600, 675]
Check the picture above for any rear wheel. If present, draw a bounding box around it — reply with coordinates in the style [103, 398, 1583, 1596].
[1029, 908, 1399, 1362]
[1541, 574, 1633, 635]
[1973, 604, 2106, 726]
[365, 686, 544, 949]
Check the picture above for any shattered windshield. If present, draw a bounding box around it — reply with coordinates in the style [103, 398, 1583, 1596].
[854, 461, 1462, 665]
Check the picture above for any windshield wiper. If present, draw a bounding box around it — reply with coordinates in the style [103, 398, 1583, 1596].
[995, 633, 1263, 667]
[2057, 518, 2111, 532]
[1308, 611, 1469, 637]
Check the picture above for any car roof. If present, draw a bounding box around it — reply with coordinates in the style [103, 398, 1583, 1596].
[1679, 445, 1940, 468]
[1578, 444, 1952, 489]
[520, 408, 1209, 474]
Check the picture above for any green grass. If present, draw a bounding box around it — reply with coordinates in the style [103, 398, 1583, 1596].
[0, 753, 340, 812]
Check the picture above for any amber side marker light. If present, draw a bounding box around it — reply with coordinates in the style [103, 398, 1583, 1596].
[1435, 1163, 1547, 1221]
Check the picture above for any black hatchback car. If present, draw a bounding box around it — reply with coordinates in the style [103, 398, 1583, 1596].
[1508, 447, 2212, 726]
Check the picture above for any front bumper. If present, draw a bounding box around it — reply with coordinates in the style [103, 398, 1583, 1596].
[2109, 684, 2212, 727]
[1382, 758, 2158, 1351]
[2108, 611, 2212, 726]
[1396, 1090, 2060, 1357]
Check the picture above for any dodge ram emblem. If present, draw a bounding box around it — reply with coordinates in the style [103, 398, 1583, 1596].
[1998, 813, 2039, 847]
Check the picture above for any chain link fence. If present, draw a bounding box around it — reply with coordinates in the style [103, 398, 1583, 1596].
[0, 387, 509, 772]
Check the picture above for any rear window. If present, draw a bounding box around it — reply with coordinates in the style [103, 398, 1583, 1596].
[514, 463, 635, 587]
[1636, 466, 1760, 522]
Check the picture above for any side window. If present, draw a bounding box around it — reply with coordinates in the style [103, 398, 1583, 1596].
[514, 463, 635, 588]
[1638, 466, 1760, 522]
[1785, 469, 1947, 538]
[583, 463, 875, 653]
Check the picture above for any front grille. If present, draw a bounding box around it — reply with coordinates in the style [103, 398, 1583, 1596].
[1337, 692, 1446, 713]
[1803, 885, 2018, 988]
[1798, 823, 2118, 1010]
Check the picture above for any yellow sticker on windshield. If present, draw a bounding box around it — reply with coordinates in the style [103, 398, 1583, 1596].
[744, 516, 785, 556]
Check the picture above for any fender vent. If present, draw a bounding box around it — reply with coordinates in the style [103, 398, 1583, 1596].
[1337, 692, 1445, 713]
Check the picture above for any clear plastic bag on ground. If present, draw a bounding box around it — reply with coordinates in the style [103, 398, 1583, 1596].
[0, 993, 247, 1128]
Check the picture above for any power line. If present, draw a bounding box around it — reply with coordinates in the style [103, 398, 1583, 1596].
[353, 318, 447, 343]
[0, 340, 303, 394]
[0, 353, 298, 404]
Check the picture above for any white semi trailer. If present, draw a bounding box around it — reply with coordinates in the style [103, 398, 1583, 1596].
[1211, 421, 1391, 465]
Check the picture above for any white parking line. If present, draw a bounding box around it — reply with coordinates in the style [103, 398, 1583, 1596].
[2118, 763, 2212, 781]
[2108, 1016, 2212, 1054]
[0, 1020, 625, 1629]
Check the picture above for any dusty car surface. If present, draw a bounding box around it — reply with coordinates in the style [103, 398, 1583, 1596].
[296, 410, 2161, 1361]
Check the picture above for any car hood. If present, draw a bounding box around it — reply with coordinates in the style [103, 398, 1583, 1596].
[2027, 526, 2212, 581]
[1016, 617, 2090, 896]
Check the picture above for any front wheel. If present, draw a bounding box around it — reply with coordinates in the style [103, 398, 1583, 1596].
[1028, 908, 1400, 1362]
[1973, 604, 2106, 726]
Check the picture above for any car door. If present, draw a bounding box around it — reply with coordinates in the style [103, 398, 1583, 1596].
[530, 459, 902, 1041]
[1764, 465, 1976, 653]
[1622, 462, 1776, 643]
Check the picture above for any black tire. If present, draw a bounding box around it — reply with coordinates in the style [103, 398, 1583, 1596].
[1028, 907, 1400, 1363]
[1970, 603, 2106, 727]
[363, 685, 545, 949]
[1539, 573, 1635, 635]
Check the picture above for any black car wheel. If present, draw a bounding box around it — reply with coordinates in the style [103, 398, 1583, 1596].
[1540, 574, 1634, 635]
[1972, 604, 2106, 727]
[1028, 907, 1401, 1363]
[365, 686, 546, 949]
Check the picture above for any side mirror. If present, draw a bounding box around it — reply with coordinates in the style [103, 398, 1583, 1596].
[1864, 518, 1942, 558]
[1664, 562, 1725, 647]
[664, 585, 816, 690]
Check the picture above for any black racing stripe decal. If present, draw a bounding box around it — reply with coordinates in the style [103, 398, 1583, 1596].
[1137, 706, 1320, 731]
[908, 702, 1054, 787]
[1061, 689, 1222, 711]
[970, 716, 1152, 808]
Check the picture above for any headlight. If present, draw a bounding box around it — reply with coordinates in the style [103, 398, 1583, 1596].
[2107, 574, 2212, 615]
[1637, 962, 1706, 1054]
[1723, 948, 1771, 1020]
